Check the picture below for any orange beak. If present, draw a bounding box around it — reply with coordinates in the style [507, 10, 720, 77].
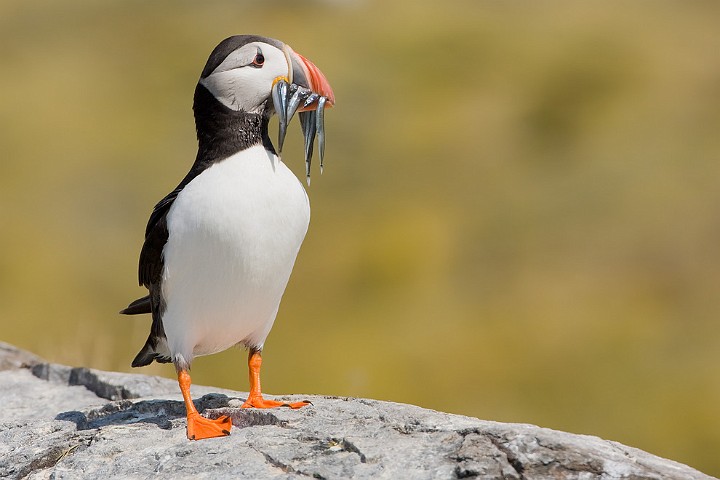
[291, 51, 335, 109]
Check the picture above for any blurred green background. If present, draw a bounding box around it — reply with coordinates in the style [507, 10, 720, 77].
[1, 0, 719, 475]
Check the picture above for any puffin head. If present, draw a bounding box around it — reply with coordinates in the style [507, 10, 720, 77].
[195, 35, 334, 181]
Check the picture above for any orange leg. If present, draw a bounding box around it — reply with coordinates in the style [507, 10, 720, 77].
[241, 349, 310, 409]
[177, 369, 232, 440]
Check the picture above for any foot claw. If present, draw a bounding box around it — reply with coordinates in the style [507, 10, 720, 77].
[186, 412, 232, 440]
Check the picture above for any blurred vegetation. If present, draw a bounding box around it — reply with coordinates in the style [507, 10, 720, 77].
[1, 0, 719, 475]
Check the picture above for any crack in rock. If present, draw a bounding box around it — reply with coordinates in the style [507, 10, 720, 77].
[338, 438, 367, 463]
[258, 450, 325, 479]
[29, 362, 180, 401]
[452, 429, 523, 479]
[392, 421, 440, 435]
[11, 435, 92, 480]
[32, 364, 137, 400]
[486, 433, 526, 480]
[318, 437, 368, 463]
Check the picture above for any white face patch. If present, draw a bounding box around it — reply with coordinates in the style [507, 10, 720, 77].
[199, 42, 289, 113]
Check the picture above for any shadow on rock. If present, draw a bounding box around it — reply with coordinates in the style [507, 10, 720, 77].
[55, 393, 233, 431]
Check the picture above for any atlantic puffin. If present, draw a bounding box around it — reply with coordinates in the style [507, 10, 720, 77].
[121, 35, 334, 440]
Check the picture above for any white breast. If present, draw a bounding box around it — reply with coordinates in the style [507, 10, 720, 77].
[161, 145, 310, 365]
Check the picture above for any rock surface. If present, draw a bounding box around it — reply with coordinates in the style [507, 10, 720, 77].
[0, 342, 714, 480]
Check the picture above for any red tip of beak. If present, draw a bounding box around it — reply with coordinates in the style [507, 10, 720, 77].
[295, 52, 335, 107]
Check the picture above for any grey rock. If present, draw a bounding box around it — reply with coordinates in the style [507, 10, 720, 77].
[0, 342, 43, 372]
[0, 342, 714, 480]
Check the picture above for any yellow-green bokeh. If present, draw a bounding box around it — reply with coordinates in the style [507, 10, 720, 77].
[1, 0, 719, 475]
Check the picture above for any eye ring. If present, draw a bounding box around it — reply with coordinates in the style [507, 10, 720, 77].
[251, 52, 265, 67]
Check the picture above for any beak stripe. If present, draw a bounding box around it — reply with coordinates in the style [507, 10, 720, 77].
[295, 52, 335, 107]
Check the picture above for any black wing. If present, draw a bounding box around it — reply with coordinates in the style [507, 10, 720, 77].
[123, 186, 182, 366]
[120, 186, 180, 317]
[120, 187, 179, 366]
[138, 186, 181, 288]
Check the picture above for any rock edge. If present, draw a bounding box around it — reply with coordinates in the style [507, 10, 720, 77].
[0, 342, 715, 479]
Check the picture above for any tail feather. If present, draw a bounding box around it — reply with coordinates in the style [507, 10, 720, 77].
[124, 293, 171, 368]
[120, 295, 152, 315]
[131, 338, 171, 367]
[131, 341, 157, 367]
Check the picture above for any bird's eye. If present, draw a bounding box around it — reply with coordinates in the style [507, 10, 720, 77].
[251, 53, 265, 67]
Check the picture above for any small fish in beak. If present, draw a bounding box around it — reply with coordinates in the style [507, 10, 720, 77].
[272, 47, 334, 185]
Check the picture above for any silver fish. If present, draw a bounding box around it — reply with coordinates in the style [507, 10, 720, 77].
[300, 110, 317, 185]
[316, 96, 327, 174]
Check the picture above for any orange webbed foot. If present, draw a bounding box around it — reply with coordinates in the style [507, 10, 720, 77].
[242, 350, 311, 410]
[186, 412, 232, 440]
[241, 394, 311, 410]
